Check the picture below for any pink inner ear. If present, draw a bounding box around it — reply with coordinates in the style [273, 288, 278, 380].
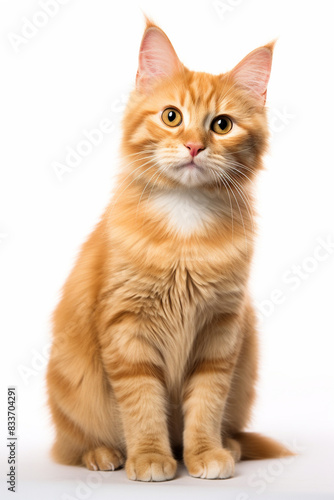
[136, 27, 182, 92]
[231, 47, 273, 104]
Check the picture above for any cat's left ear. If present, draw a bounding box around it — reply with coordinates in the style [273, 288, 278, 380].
[136, 21, 183, 93]
[229, 42, 275, 105]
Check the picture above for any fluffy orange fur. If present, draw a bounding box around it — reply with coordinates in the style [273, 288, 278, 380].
[46, 20, 292, 481]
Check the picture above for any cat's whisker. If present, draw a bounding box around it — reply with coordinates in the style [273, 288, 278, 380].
[220, 172, 235, 239]
[217, 159, 255, 173]
[226, 176, 255, 235]
[212, 160, 256, 186]
[109, 160, 159, 213]
[216, 170, 249, 252]
[124, 150, 157, 159]
[111, 154, 160, 196]
[135, 159, 164, 218]
[225, 165, 255, 185]
[218, 164, 255, 212]
[222, 169, 254, 240]
[223, 146, 254, 155]
[207, 167, 235, 243]
[210, 154, 255, 175]
[140, 164, 172, 227]
[146, 164, 171, 207]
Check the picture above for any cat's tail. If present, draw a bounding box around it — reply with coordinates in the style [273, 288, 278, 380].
[230, 432, 295, 460]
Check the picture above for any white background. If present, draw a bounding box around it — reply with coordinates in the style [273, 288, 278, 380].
[1, 0, 334, 498]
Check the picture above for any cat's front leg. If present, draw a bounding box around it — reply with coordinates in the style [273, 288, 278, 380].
[101, 320, 177, 482]
[182, 313, 241, 479]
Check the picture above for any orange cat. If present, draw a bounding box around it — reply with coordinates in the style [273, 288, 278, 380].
[46, 19, 292, 481]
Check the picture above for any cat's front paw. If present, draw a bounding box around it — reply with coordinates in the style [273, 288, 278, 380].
[184, 448, 235, 479]
[126, 452, 177, 481]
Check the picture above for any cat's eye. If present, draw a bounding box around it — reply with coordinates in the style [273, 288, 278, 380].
[161, 107, 182, 127]
[211, 115, 233, 135]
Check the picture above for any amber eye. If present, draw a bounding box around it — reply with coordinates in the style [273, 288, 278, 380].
[161, 107, 182, 127]
[211, 115, 233, 135]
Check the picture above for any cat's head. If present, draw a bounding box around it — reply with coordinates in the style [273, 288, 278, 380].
[121, 20, 274, 190]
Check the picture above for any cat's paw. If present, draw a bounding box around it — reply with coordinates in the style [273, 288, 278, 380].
[82, 446, 125, 471]
[126, 452, 177, 481]
[185, 448, 235, 479]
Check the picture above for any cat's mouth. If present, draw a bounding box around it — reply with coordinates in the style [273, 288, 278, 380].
[176, 160, 203, 171]
[165, 159, 210, 187]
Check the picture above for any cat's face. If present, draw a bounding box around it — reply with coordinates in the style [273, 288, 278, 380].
[121, 22, 273, 191]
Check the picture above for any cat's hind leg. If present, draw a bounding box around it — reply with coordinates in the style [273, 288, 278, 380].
[49, 404, 125, 471]
[82, 446, 125, 471]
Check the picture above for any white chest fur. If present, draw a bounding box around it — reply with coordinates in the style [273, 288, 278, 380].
[151, 189, 220, 236]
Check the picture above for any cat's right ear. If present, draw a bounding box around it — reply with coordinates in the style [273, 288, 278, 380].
[136, 22, 183, 93]
[229, 42, 275, 106]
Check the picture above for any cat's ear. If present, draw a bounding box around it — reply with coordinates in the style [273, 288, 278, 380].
[136, 20, 183, 93]
[229, 42, 275, 105]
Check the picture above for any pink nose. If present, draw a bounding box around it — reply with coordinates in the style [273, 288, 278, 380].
[185, 142, 205, 157]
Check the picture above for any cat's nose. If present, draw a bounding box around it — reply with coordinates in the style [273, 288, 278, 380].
[184, 142, 206, 157]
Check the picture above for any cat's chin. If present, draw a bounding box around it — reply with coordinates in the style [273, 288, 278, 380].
[164, 162, 212, 188]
